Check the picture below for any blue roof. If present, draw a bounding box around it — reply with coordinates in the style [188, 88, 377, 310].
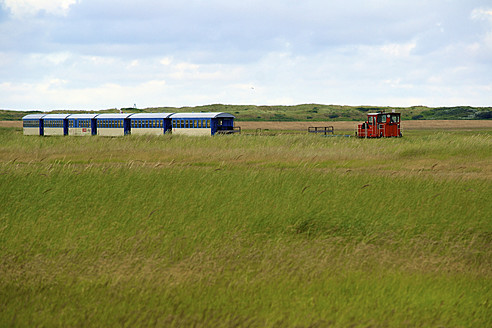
[22, 114, 45, 120]
[170, 112, 235, 119]
[68, 114, 99, 119]
[129, 113, 173, 119]
[42, 114, 70, 119]
[96, 113, 133, 119]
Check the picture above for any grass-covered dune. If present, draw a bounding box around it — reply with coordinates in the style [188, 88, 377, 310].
[0, 127, 491, 327]
[2, 103, 492, 122]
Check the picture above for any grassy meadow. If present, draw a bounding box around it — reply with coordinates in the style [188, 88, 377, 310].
[0, 126, 491, 327]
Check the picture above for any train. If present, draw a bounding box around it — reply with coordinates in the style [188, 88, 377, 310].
[22, 112, 240, 137]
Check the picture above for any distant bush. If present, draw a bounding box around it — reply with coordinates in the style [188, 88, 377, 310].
[328, 114, 339, 119]
[475, 111, 492, 119]
[412, 115, 424, 120]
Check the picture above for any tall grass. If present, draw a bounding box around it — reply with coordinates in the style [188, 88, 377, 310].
[0, 127, 491, 327]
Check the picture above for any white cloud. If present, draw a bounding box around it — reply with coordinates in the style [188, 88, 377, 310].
[1, 1, 491, 109]
[2, 0, 79, 17]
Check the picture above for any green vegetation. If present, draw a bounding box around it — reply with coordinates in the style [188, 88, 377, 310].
[2, 104, 492, 121]
[1, 127, 491, 327]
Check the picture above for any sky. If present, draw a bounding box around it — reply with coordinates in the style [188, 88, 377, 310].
[0, 0, 491, 110]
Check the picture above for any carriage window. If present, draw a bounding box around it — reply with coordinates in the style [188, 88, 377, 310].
[207, 120, 210, 128]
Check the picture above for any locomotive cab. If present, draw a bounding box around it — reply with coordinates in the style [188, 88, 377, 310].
[357, 112, 402, 138]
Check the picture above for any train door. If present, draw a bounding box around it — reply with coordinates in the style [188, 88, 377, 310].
[91, 118, 97, 135]
[124, 119, 131, 135]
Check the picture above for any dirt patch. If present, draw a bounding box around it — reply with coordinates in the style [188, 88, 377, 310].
[0, 121, 22, 128]
[236, 120, 492, 131]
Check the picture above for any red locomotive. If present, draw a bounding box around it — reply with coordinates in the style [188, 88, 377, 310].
[356, 111, 402, 138]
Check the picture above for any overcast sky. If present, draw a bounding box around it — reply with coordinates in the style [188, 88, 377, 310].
[1, 0, 491, 110]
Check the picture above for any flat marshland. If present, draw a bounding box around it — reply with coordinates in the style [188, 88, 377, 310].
[0, 126, 491, 327]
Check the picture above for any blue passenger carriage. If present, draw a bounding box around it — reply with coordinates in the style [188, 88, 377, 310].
[170, 112, 237, 136]
[96, 113, 132, 136]
[129, 113, 172, 135]
[42, 114, 69, 136]
[22, 114, 45, 136]
[68, 114, 98, 136]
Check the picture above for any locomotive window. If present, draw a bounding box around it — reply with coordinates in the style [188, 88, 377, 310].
[207, 120, 210, 128]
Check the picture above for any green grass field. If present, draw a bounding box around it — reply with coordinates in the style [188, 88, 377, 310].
[1, 127, 491, 327]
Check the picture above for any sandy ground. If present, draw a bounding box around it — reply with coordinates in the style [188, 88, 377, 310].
[2, 120, 492, 130]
